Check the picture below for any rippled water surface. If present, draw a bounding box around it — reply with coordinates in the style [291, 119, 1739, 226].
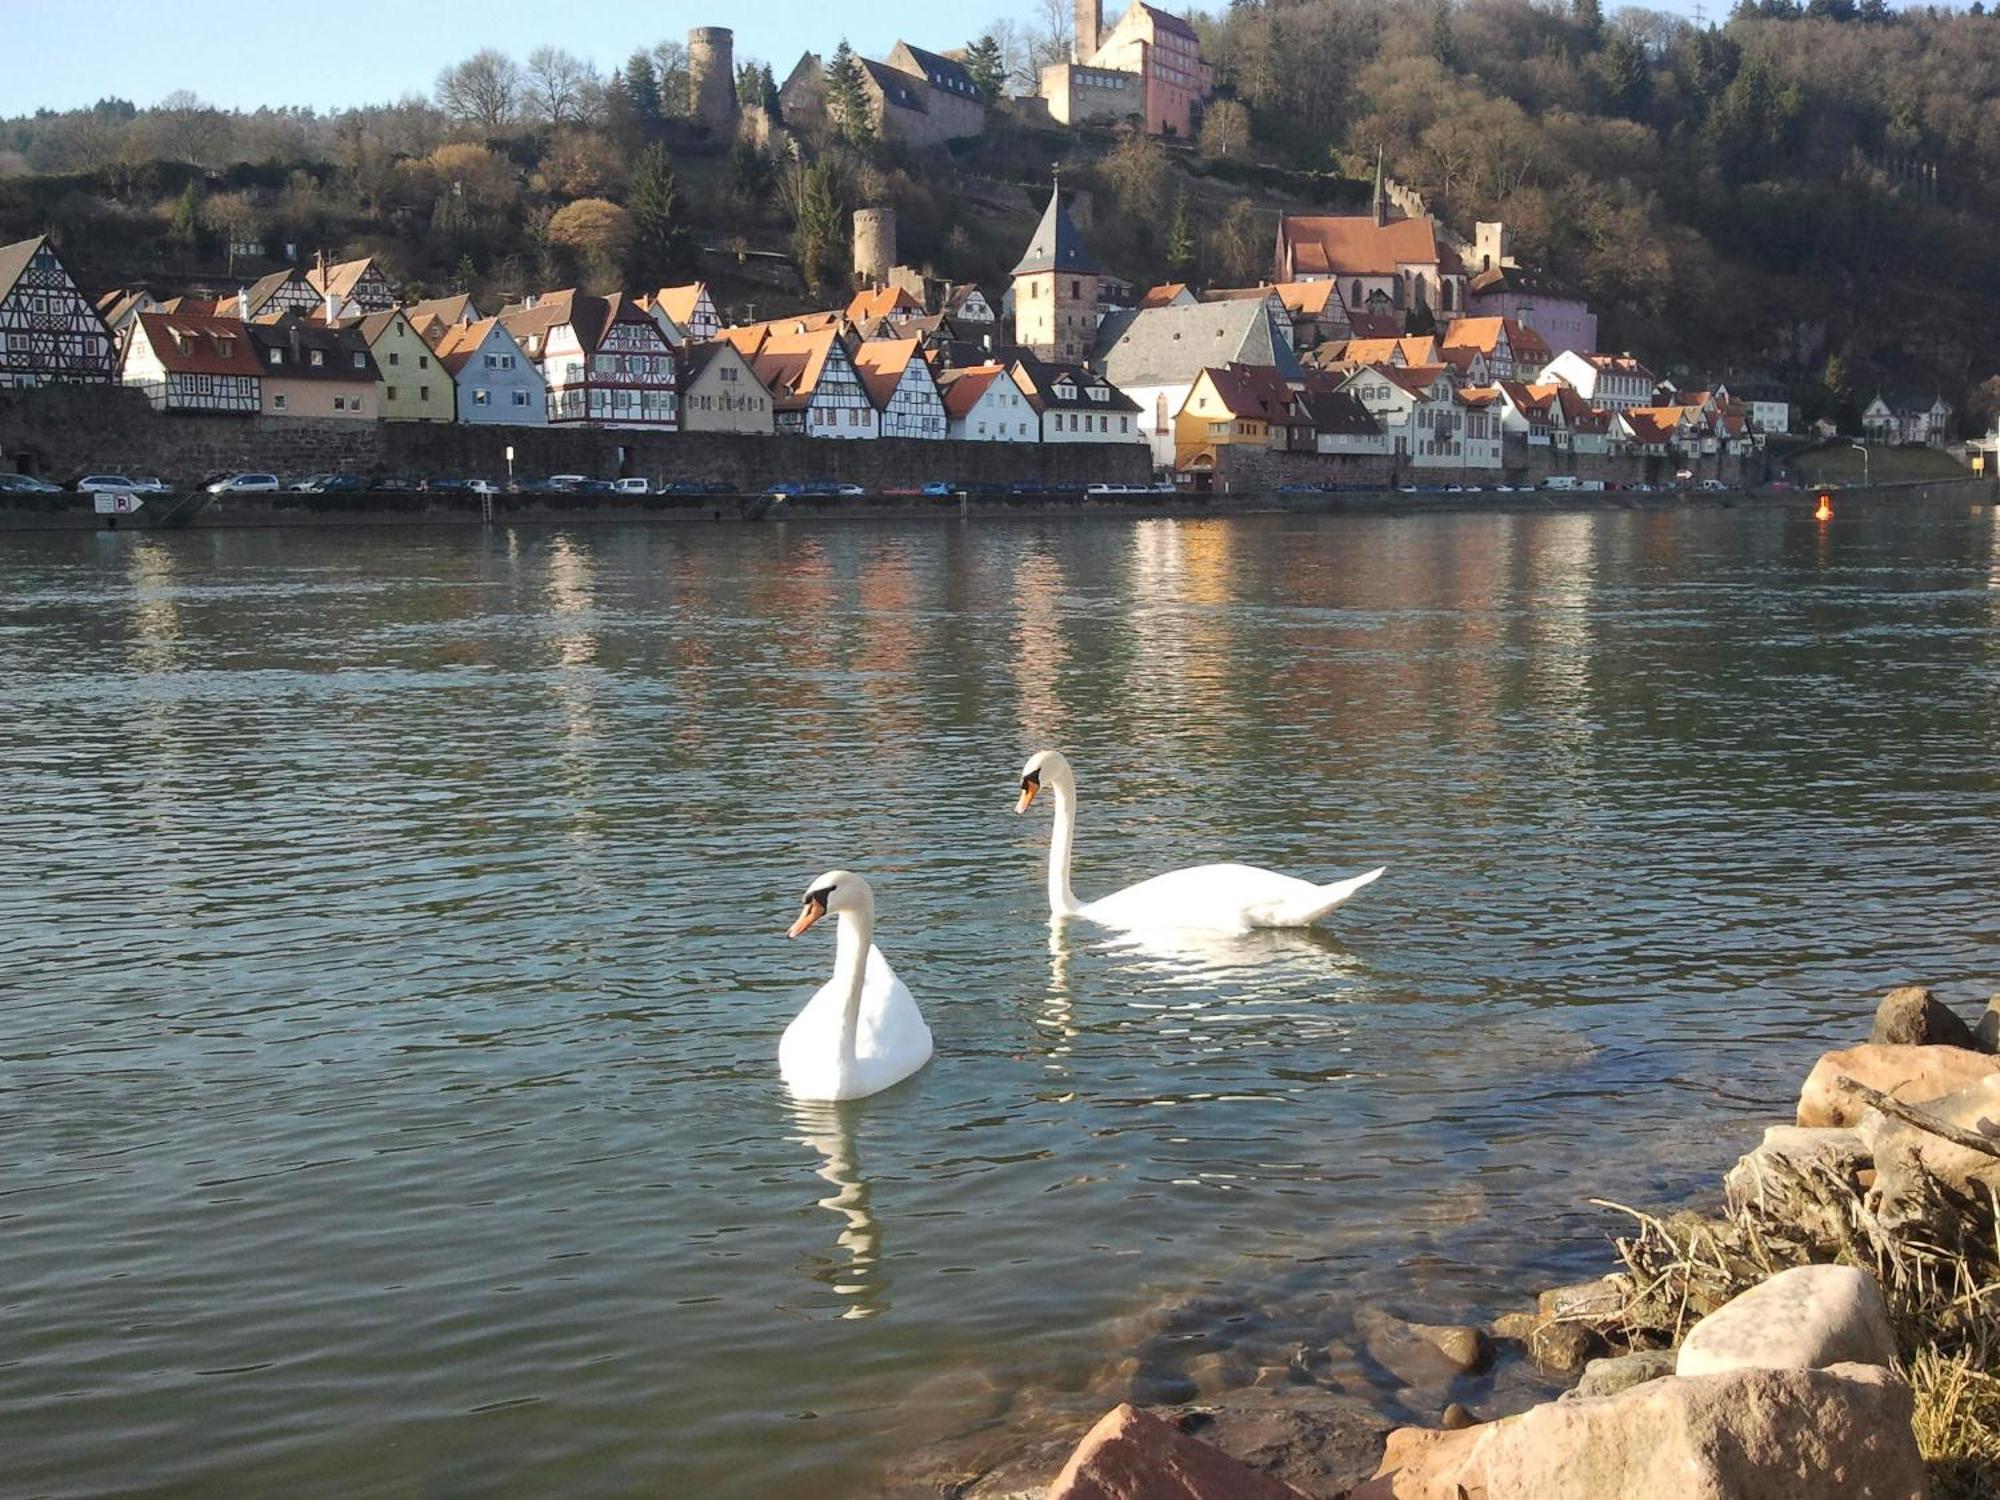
[4, 504, 1997, 1498]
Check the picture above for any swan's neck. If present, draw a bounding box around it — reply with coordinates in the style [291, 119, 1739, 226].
[830, 906, 872, 1079]
[1047, 783, 1083, 918]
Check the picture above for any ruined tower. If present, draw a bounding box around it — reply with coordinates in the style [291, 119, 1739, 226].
[688, 27, 739, 130]
[853, 209, 897, 288]
[1075, 0, 1103, 62]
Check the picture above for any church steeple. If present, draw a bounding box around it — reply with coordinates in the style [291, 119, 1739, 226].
[1371, 144, 1387, 228]
[1011, 173, 1103, 363]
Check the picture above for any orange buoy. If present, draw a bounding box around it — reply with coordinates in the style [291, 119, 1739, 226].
[1814, 491, 1833, 521]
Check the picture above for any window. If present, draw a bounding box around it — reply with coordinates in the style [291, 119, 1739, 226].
[273, 392, 287, 410]
[388, 351, 399, 366]
[419, 385, 430, 400]
[310, 351, 324, 368]
[474, 389, 491, 406]
[386, 385, 399, 400]
[333, 396, 346, 411]
[268, 349, 283, 366]
[419, 356, 429, 369]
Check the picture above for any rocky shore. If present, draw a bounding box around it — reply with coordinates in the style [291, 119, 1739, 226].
[890, 984, 2000, 1499]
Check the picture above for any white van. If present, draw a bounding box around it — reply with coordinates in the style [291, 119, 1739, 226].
[1543, 476, 1605, 492]
[613, 478, 651, 494]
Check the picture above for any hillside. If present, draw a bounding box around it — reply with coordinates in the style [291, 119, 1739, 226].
[3, 0, 1997, 434]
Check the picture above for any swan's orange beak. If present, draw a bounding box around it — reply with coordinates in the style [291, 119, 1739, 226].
[1016, 774, 1040, 814]
[788, 894, 827, 938]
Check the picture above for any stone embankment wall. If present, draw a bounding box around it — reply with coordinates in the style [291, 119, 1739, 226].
[1212, 442, 1761, 492]
[0, 386, 1150, 491]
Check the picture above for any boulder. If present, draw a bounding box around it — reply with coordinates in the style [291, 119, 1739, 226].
[1438, 1402, 1478, 1430]
[1353, 1307, 1489, 1389]
[1350, 1362, 1924, 1500]
[1527, 1319, 1602, 1375]
[1165, 1389, 1395, 1499]
[1567, 1348, 1677, 1400]
[1724, 1125, 1871, 1213]
[1796, 1043, 2000, 1127]
[1976, 994, 2000, 1054]
[1489, 1310, 1539, 1343]
[1868, 984, 1978, 1049]
[1855, 1071, 2000, 1198]
[1047, 1403, 1311, 1500]
[1536, 1276, 1630, 1325]
[1675, 1264, 1895, 1378]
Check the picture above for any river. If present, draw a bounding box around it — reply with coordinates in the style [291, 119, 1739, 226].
[3, 501, 1996, 1497]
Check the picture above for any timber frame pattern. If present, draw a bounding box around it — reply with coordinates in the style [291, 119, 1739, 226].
[0, 237, 116, 388]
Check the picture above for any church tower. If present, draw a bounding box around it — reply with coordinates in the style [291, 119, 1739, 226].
[1010, 178, 1102, 363]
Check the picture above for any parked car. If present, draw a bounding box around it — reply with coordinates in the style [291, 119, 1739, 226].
[0, 472, 64, 494]
[421, 477, 475, 493]
[289, 474, 329, 493]
[125, 477, 170, 492]
[572, 478, 616, 494]
[466, 480, 500, 496]
[548, 474, 588, 491]
[833, 482, 866, 497]
[613, 477, 652, 495]
[74, 474, 143, 494]
[206, 473, 281, 494]
[663, 480, 707, 496]
[767, 482, 805, 497]
[1696, 478, 1729, 492]
[373, 476, 421, 493]
[311, 474, 368, 493]
[921, 481, 959, 497]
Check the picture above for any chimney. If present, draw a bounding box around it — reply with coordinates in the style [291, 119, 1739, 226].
[236, 288, 250, 319]
[1075, 0, 1102, 61]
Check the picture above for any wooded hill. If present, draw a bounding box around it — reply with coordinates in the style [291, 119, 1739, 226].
[3, 0, 1996, 432]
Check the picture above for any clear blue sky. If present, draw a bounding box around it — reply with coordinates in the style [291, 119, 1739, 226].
[7, 1, 1028, 114]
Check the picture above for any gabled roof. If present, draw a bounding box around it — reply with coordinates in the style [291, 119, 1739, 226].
[1356, 362, 1449, 400]
[1346, 310, 1406, 340]
[245, 318, 379, 381]
[1195, 362, 1301, 424]
[1279, 214, 1443, 277]
[860, 56, 928, 114]
[0, 236, 48, 301]
[846, 284, 924, 323]
[1012, 353, 1140, 414]
[431, 316, 530, 376]
[354, 309, 411, 348]
[893, 41, 977, 95]
[746, 326, 849, 410]
[306, 257, 388, 301]
[1140, 282, 1192, 309]
[1620, 408, 1681, 444]
[1092, 301, 1302, 389]
[240, 268, 313, 317]
[132, 310, 264, 377]
[406, 292, 483, 330]
[1012, 190, 1101, 277]
[649, 282, 713, 327]
[1303, 388, 1380, 436]
[680, 338, 747, 386]
[1468, 264, 1582, 301]
[497, 288, 667, 359]
[850, 337, 930, 409]
[1272, 280, 1343, 318]
[1338, 335, 1439, 367]
[1133, 2, 1199, 42]
[937, 363, 1005, 420]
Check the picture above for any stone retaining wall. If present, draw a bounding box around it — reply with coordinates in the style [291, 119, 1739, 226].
[0, 385, 1151, 492]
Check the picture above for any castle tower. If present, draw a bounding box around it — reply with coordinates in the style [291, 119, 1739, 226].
[1011, 179, 1102, 363]
[1474, 221, 1513, 273]
[688, 27, 739, 130]
[853, 209, 897, 288]
[1075, 0, 1103, 62]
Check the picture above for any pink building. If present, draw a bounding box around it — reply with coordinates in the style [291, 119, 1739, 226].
[1041, 2, 1213, 137]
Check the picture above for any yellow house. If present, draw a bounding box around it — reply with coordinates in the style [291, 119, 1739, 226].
[1172, 363, 1301, 471]
[247, 317, 378, 419]
[354, 309, 454, 422]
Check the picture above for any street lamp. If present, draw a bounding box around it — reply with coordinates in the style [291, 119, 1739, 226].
[1850, 441, 1869, 490]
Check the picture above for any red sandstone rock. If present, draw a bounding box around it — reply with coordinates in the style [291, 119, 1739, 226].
[1046, 1403, 1311, 1500]
[1795, 1042, 2000, 1127]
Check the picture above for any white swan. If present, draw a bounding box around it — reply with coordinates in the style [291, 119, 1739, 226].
[780, 870, 934, 1102]
[1016, 750, 1385, 933]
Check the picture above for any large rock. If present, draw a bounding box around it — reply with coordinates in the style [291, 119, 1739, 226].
[1976, 994, 2000, 1054]
[1724, 1125, 1871, 1213]
[1536, 1276, 1630, 1325]
[1855, 1071, 2000, 1197]
[1869, 984, 1978, 1049]
[1568, 1348, 1677, 1400]
[1796, 1042, 2000, 1127]
[1350, 1362, 1923, 1500]
[1166, 1390, 1395, 1499]
[1046, 1403, 1311, 1500]
[1354, 1307, 1491, 1388]
[1527, 1319, 1602, 1375]
[1675, 1264, 1895, 1378]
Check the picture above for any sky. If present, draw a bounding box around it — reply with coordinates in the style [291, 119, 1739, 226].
[3, 1, 1026, 116]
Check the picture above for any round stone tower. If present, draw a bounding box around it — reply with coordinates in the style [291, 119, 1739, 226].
[853, 208, 897, 287]
[688, 27, 739, 130]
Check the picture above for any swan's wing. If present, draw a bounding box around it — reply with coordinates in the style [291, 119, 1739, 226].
[856, 945, 932, 1058]
[1240, 865, 1386, 927]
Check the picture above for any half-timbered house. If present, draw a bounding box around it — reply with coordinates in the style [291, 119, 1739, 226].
[498, 289, 679, 428]
[307, 257, 397, 317]
[228, 268, 323, 322]
[121, 310, 263, 414]
[0, 236, 117, 388]
[852, 337, 947, 439]
[746, 327, 877, 438]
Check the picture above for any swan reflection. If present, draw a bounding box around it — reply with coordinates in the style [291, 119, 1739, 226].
[790, 1100, 888, 1320]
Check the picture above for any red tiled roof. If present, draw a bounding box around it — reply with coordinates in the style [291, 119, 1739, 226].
[938, 363, 1003, 421]
[1280, 214, 1442, 277]
[132, 311, 264, 377]
[850, 336, 927, 409]
[845, 285, 923, 323]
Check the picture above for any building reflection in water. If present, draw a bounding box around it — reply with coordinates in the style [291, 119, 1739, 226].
[790, 1099, 887, 1321]
[854, 540, 920, 755]
[125, 535, 185, 678]
[541, 534, 604, 852]
[1122, 519, 1238, 767]
[1009, 546, 1072, 751]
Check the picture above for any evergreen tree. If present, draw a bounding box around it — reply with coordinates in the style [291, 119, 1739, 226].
[965, 35, 1008, 103]
[731, 138, 775, 203]
[168, 181, 200, 247]
[825, 40, 873, 146]
[790, 160, 846, 295]
[1599, 31, 1652, 117]
[454, 252, 479, 293]
[760, 64, 780, 114]
[1430, 0, 1456, 67]
[623, 52, 663, 128]
[1572, 0, 1605, 44]
[1165, 188, 1196, 281]
[626, 142, 696, 288]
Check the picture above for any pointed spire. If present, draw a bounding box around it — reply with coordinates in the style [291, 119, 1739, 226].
[1372, 145, 1387, 228]
[1011, 178, 1101, 278]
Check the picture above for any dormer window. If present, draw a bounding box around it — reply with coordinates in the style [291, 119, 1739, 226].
[309, 350, 324, 367]
[268, 348, 283, 366]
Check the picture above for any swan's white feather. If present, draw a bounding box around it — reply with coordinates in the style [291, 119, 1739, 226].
[780, 944, 933, 1102]
[1080, 863, 1385, 934]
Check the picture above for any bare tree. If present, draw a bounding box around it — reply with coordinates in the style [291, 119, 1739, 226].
[652, 42, 692, 118]
[1028, 0, 1077, 73]
[436, 49, 521, 134]
[150, 90, 231, 168]
[524, 47, 596, 128]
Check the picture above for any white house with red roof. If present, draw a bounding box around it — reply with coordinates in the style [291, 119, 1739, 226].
[1538, 350, 1656, 412]
[938, 363, 1038, 442]
[121, 310, 262, 413]
[853, 337, 947, 439]
[498, 288, 679, 428]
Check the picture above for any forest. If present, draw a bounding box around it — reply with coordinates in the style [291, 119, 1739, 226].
[2, 0, 1996, 431]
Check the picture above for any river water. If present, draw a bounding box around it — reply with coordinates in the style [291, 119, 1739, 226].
[3, 502, 1996, 1498]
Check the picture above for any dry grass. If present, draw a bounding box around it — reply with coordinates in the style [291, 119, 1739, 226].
[1590, 1167, 2000, 1495]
